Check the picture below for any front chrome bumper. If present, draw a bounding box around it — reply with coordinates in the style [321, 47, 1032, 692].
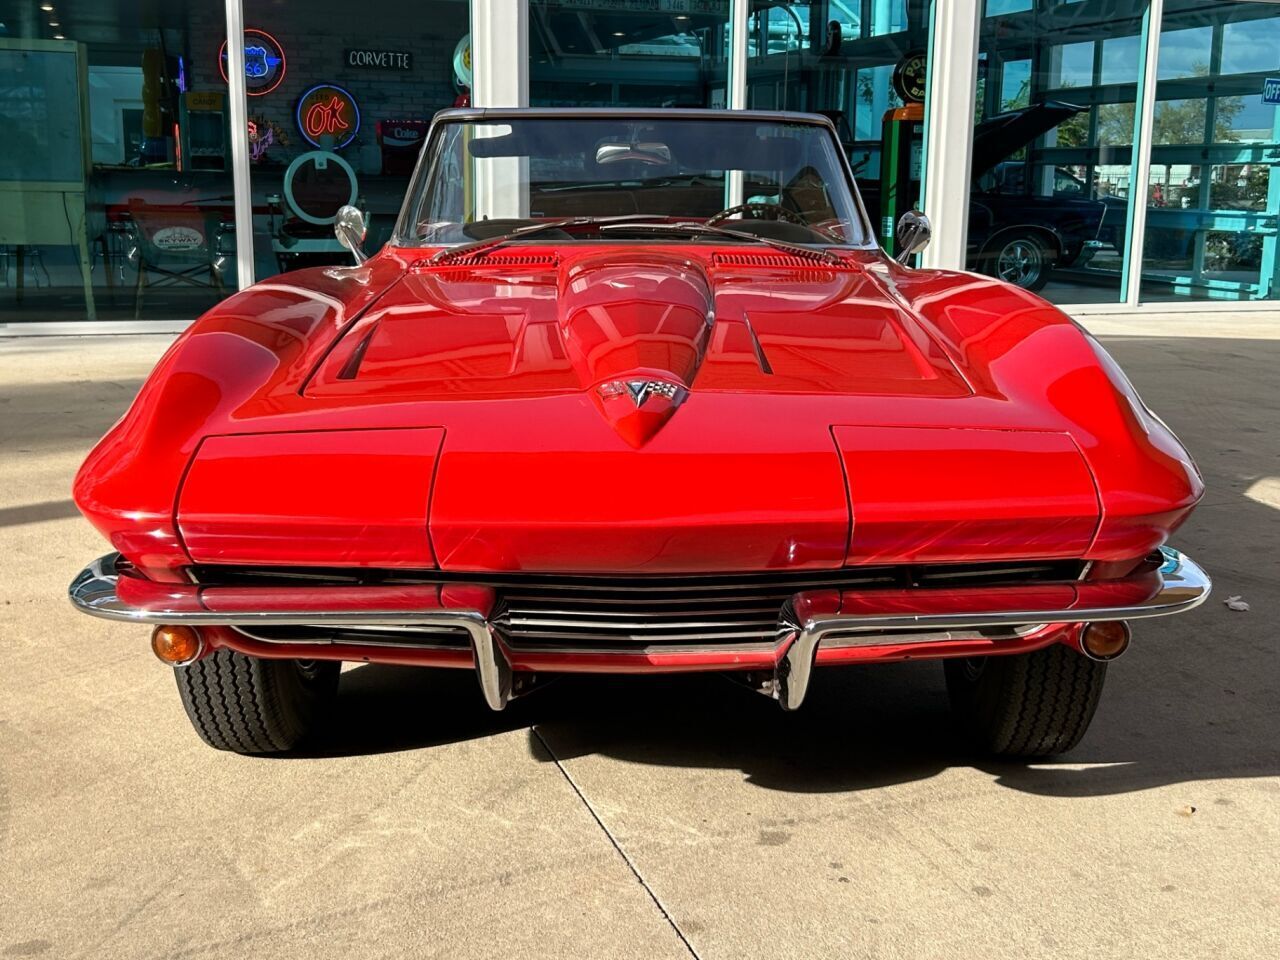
[70, 548, 1210, 712]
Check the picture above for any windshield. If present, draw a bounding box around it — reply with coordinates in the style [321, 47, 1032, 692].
[397, 116, 872, 248]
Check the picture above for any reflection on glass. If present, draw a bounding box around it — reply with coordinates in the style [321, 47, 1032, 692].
[745, 0, 930, 255]
[1000, 60, 1032, 113]
[1153, 99, 1207, 145]
[1097, 102, 1137, 147]
[530, 1, 729, 108]
[971, 1, 1150, 302]
[1217, 96, 1278, 144]
[1157, 26, 1212, 80]
[869, 1, 909, 36]
[987, 0, 1034, 15]
[0, 0, 236, 322]
[1221, 17, 1280, 74]
[1051, 42, 1095, 89]
[1140, 0, 1279, 302]
[1099, 34, 1141, 85]
[242, 0, 471, 284]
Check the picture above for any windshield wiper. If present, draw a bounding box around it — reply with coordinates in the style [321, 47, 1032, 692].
[596, 221, 841, 264]
[430, 214, 668, 263]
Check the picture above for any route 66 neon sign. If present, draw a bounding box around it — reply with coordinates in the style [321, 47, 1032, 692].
[218, 28, 286, 96]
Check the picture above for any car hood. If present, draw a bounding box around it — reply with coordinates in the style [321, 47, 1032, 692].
[304, 246, 972, 448]
[972, 101, 1087, 178]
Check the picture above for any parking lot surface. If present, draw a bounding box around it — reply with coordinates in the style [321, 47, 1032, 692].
[1, 329, 1276, 959]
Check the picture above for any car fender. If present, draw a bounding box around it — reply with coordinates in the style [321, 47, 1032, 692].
[72, 257, 409, 580]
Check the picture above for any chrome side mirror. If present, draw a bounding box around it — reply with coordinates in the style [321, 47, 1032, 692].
[895, 210, 931, 264]
[334, 205, 368, 264]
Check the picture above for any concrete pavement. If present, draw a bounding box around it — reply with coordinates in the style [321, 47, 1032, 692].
[1, 331, 1277, 959]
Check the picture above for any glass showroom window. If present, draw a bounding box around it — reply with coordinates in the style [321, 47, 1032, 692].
[971, 1, 1154, 301]
[1139, 0, 1279, 303]
[235, 0, 471, 281]
[529, 1, 730, 108]
[743, 0, 933, 256]
[1, 1, 236, 322]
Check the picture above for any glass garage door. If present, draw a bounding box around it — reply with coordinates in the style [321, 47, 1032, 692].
[970, 0, 1152, 304]
[1139, 0, 1279, 303]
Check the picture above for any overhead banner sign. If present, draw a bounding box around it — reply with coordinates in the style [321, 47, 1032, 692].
[344, 48, 413, 71]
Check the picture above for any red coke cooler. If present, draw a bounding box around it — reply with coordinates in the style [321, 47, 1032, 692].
[377, 120, 430, 176]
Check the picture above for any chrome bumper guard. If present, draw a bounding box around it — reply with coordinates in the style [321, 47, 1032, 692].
[70, 548, 1209, 712]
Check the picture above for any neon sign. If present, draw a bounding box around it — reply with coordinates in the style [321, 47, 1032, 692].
[218, 28, 287, 96]
[306, 97, 349, 138]
[295, 84, 360, 150]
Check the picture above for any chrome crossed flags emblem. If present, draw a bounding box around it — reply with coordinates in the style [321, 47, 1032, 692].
[597, 378, 683, 407]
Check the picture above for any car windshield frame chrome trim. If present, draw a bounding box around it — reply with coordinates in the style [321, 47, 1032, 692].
[391, 108, 881, 253]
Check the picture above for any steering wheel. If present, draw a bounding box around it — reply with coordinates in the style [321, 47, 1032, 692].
[706, 202, 808, 227]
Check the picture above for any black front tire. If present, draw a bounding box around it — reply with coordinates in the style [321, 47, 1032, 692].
[944, 644, 1107, 757]
[175, 650, 339, 754]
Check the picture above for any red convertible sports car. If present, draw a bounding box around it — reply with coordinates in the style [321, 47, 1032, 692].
[70, 109, 1209, 757]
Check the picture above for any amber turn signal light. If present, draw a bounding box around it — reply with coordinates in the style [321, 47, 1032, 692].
[151, 624, 203, 666]
[1081, 621, 1131, 661]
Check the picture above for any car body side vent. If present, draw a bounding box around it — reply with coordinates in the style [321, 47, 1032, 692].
[413, 253, 561, 271]
[711, 252, 858, 270]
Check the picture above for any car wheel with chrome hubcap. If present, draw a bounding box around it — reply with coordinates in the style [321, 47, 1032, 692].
[988, 234, 1052, 292]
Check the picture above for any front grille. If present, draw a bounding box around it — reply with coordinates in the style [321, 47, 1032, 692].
[194, 560, 1085, 651]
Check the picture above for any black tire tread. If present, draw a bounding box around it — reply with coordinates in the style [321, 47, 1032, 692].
[946, 644, 1107, 757]
[175, 650, 338, 754]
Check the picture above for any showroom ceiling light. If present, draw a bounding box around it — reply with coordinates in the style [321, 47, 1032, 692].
[40, 4, 54, 11]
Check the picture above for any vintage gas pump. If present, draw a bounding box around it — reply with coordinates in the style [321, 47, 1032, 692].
[878, 102, 924, 255]
[878, 50, 927, 257]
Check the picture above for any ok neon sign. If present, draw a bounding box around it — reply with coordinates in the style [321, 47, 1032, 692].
[295, 84, 360, 149]
[305, 96, 350, 138]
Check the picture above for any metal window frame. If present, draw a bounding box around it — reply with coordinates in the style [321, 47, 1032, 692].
[1116, 0, 1163, 308]
[472, 0, 529, 107]
[918, 0, 982, 270]
[729, 0, 749, 110]
[225, 0, 255, 291]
